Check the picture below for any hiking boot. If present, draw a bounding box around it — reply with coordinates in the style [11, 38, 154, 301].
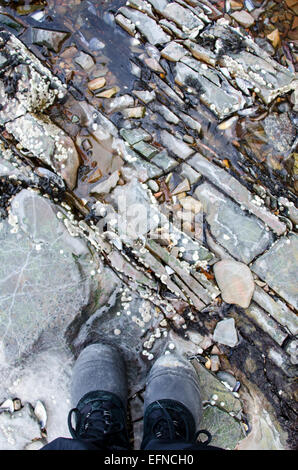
[71, 343, 127, 407]
[141, 353, 204, 449]
[68, 343, 129, 449]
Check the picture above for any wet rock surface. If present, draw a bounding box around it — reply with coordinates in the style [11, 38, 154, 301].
[0, 402, 43, 450]
[252, 234, 298, 310]
[195, 182, 274, 263]
[0, 189, 99, 369]
[0, 0, 297, 451]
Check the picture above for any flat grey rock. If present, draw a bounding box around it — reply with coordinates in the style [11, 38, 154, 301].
[32, 28, 68, 52]
[213, 318, 238, 348]
[195, 183, 273, 264]
[119, 7, 170, 45]
[162, 3, 204, 31]
[200, 406, 244, 449]
[91, 170, 119, 195]
[161, 41, 187, 62]
[0, 190, 98, 371]
[160, 130, 195, 160]
[245, 302, 288, 346]
[74, 51, 94, 71]
[191, 359, 242, 414]
[105, 95, 134, 114]
[175, 61, 246, 119]
[121, 147, 163, 182]
[0, 348, 73, 447]
[188, 154, 286, 235]
[252, 234, 298, 310]
[253, 286, 298, 336]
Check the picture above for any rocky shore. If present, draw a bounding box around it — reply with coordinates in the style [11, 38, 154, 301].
[0, 0, 297, 450]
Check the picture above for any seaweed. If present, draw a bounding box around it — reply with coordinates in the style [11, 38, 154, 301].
[184, 76, 205, 96]
[215, 31, 247, 58]
[0, 175, 25, 218]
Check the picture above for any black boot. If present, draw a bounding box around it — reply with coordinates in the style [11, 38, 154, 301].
[68, 390, 129, 450]
[67, 343, 130, 450]
[141, 353, 220, 450]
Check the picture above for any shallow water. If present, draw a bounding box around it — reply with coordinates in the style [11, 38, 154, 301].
[0, 0, 297, 203]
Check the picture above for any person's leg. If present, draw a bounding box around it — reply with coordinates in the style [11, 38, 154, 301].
[42, 343, 130, 450]
[141, 353, 223, 451]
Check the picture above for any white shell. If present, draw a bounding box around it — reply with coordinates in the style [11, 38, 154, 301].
[34, 400, 47, 429]
[0, 398, 14, 413]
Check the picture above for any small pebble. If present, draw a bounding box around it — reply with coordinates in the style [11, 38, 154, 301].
[205, 358, 211, 369]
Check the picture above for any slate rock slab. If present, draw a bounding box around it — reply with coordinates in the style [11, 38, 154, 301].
[0, 189, 98, 370]
[252, 234, 298, 309]
[191, 360, 242, 415]
[32, 28, 69, 53]
[195, 183, 273, 263]
[213, 318, 239, 348]
[119, 7, 170, 45]
[189, 154, 286, 235]
[200, 406, 244, 449]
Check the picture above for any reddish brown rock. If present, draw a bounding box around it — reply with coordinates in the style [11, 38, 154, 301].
[214, 260, 255, 308]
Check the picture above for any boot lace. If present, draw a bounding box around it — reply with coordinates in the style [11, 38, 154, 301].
[152, 401, 212, 446]
[68, 399, 124, 442]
